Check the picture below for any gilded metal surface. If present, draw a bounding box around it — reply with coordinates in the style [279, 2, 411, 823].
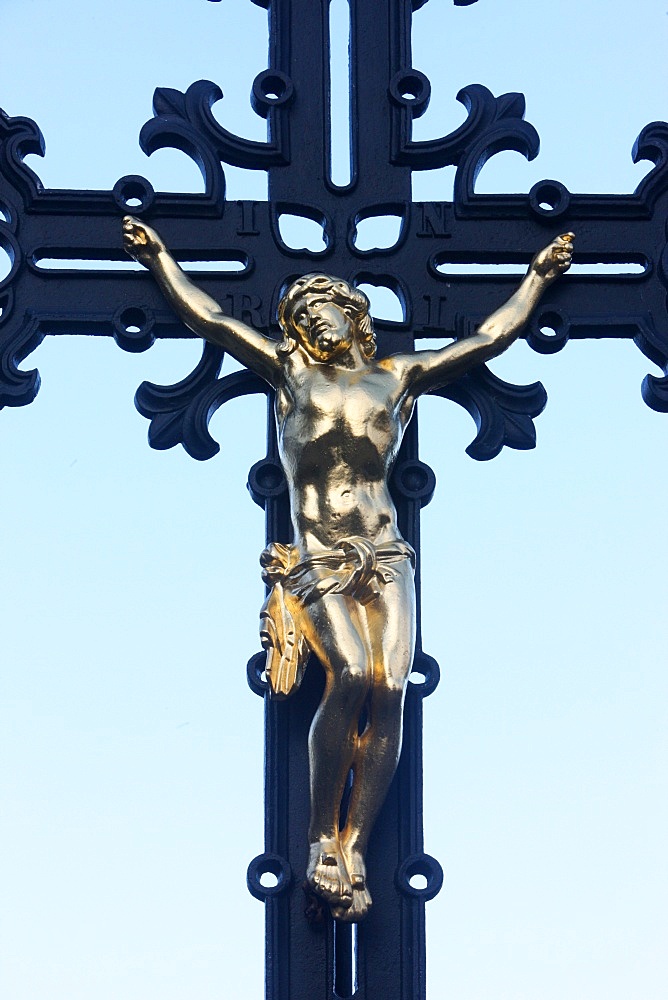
[123, 217, 573, 920]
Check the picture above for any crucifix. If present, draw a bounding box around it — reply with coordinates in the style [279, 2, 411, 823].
[121, 212, 572, 930]
[2, 1, 666, 998]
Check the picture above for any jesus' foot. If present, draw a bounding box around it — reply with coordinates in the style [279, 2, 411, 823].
[330, 847, 372, 922]
[307, 839, 353, 910]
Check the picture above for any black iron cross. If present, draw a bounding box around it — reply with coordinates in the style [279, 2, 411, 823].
[1, 1, 666, 997]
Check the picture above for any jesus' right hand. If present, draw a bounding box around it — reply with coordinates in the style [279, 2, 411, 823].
[530, 232, 574, 284]
[122, 215, 165, 267]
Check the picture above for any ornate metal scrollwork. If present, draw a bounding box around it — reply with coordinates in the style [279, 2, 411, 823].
[0, 1, 664, 448]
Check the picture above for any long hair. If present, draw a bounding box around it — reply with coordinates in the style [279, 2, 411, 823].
[277, 274, 376, 359]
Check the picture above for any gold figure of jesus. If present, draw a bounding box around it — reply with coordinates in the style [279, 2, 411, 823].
[123, 217, 573, 921]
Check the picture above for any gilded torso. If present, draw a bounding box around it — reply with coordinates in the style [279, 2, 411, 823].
[275, 352, 413, 553]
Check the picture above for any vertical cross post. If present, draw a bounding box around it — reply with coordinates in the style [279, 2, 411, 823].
[246, 403, 441, 999]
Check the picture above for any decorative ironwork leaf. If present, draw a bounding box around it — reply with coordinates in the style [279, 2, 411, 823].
[0, 316, 42, 409]
[432, 365, 547, 461]
[135, 341, 225, 451]
[153, 87, 188, 119]
[496, 92, 526, 121]
[135, 343, 268, 460]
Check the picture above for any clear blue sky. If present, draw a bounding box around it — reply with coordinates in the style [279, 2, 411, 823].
[1, 2, 667, 998]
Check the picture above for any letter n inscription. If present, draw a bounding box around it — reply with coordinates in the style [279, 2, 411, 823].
[417, 203, 451, 239]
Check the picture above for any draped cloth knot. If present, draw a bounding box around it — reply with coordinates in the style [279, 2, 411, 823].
[259, 536, 415, 698]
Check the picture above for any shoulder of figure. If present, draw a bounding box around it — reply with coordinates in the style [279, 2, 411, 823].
[277, 341, 311, 378]
[375, 352, 415, 379]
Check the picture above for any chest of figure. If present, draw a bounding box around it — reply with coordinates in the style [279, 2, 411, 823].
[291, 372, 395, 435]
[276, 369, 405, 488]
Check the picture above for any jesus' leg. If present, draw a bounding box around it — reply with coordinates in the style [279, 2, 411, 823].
[294, 592, 373, 910]
[332, 562, 416, 921]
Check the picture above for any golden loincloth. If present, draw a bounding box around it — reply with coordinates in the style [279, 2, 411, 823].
[259, 536, 415, 699]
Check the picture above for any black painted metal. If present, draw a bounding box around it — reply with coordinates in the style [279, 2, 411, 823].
[1, 0, 666, 997]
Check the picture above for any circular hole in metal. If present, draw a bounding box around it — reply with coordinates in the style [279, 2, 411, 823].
[401, 82, 420, 100]
[529, 179, 570, 219]
[408, 670, 426, 686]
[246, 652, 269, 697]
[121, 181, 149, 207]
[527, 309, 568, 355]
[408, 652, 439, 696]
[120, 307, 147, 333]
[247, 852, 291, 900]
[527, 309, 570, 354]
[389, 70, 430, 115]
[396, 852, 444, 900]
[113, 175, 155, 214]
[251, 71, 294, 118]
[536, 310, 566, 341]
[535, 186, 559, 209]
[262, 75, 286, 100]
[112, 303, 155, 354]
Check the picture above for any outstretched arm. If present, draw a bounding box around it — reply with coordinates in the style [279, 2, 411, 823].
[393, 233, 574, 398]
[123, 216, 281, 386]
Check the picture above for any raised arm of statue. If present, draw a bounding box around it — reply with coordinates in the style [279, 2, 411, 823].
[392, 233, 574, 398]
[122, 216, 281, 386]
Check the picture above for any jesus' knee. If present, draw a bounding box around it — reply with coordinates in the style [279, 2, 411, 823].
[372, 674, 406, 716]
[336, 661, 371, 710]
